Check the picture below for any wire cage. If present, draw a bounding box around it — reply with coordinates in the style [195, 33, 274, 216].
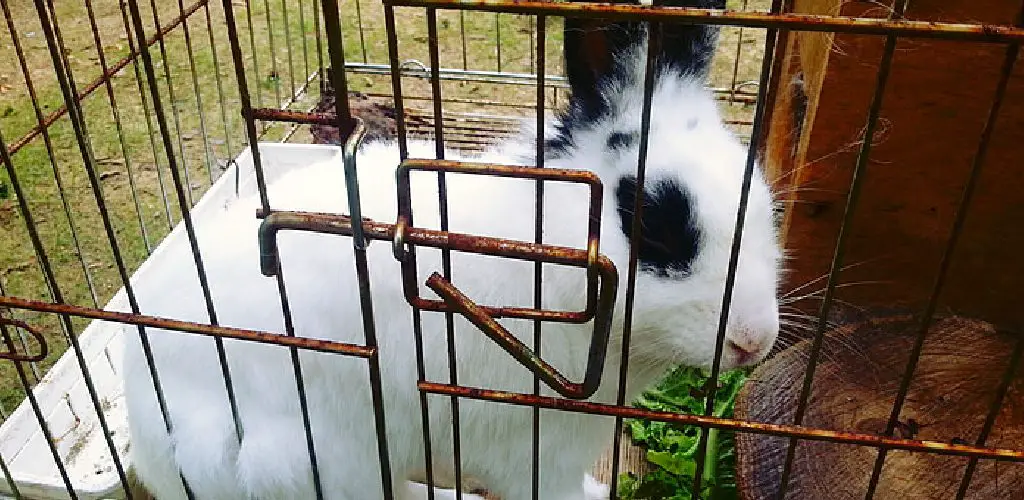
[0, 0, 1022, 499]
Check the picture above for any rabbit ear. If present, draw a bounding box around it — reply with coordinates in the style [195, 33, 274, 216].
[651, 0, 726, 79]
[562, 11, 643, 121]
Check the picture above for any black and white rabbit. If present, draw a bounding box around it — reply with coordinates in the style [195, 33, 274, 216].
[121, 1, 782, 498]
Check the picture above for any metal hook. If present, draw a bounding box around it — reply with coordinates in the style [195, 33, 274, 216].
[0, 317, 49, 362]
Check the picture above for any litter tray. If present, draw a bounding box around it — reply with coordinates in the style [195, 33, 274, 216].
[0, 143, 346, 499]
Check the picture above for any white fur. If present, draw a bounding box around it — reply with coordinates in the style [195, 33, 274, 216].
[121, 50, 781, 499]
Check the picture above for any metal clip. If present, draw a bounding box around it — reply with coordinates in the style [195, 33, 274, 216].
[396, 158, 606, 324]
[426, 271, 617, 399]
[0, 317, 49, 362]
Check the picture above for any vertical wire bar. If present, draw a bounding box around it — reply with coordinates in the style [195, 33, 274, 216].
[530, 15, 546, 500]
[219, 4, 326, 496]
[728, 0, 750, 101]
[321, 2, 394, 498]
[955, 334, 1024, 498]
[384, 5, 409, 158]
[691, 1, 786, 495]
[174, 0, 219, 187]
[147, 0, 198, 207]
[608, 23, 662, 500]
[528, 16, 535, 73]
[81, 0, 153, 254]
[384, 8, 434, 500]
[355, 0, 369, 63]
[116, 0, 176, 230]
[14, 328, 42, 381]
[314, 0, 326, 79]
[495, 13, 502, 72]
[243, 0, 266, 124]
[952, 28, 1023, 500]
[297, 0, 312, 83]
[460, 11, 468, 70]
[775, 2, 910, 498]
[425, 9, 462, 500]
[0, 445, 21, 499]
[1, 0, 102, 309]
[280, 0, 298, 99]
[203, 2, 238, 178]
[125, 1, 245, 494]
[0, 315, 75, 498]
[263, 0, 284, 105]
[874, 8, 1024, 499]
[753, 0, 793, 158]
[31, 1, 161, 494]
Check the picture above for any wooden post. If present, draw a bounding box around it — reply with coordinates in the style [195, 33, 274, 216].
[766, 0, 1024, 330]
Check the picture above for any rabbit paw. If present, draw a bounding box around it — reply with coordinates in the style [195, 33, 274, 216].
[583, 474, 610, 500]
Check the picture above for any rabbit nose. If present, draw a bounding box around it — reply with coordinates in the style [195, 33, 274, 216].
[725, 327, 772, 361]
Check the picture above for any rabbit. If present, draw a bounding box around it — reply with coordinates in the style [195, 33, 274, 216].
[120, 0, 782, 498]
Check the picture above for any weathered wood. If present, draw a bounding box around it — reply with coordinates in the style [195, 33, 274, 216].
[735, 313, 1024, 500]
[766, 0, 1024, 330]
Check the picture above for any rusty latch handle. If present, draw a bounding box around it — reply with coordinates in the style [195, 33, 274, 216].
[425, 271, 617, 400]
[0, 317, 49, 362]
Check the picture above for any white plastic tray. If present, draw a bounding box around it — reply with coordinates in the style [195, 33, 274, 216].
[0, 143, 345, 499]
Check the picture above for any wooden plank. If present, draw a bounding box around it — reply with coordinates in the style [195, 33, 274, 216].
[765, 0, 1024, 330]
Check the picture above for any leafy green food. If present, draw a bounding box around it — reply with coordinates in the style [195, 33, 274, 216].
[617, 366, 748, 500]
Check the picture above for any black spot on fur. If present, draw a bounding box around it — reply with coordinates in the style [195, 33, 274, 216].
[616, 175, 701, 277]
[606, 131, 639, 151]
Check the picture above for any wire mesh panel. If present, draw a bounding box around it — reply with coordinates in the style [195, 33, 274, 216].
[0, 0, 1022, 499]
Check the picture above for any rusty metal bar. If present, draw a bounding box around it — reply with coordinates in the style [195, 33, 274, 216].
[0, 295, 376, 358]
[396, 159, 604, 323]
[0, 318, 48, 363]
[5, 0, 210, 157]
[426, 272, 611, 399]
[384, 0, 1024, 43]
[420, 382, 1024, 462]
[257, 206, 618, 399]
[248, 107, 338, 125]
[256, 209, 615, 289]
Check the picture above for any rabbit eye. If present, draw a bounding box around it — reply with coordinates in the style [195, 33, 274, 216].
[615, 175, 702, 277]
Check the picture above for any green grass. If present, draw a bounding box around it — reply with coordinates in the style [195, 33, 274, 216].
[618, 367, 749, 500]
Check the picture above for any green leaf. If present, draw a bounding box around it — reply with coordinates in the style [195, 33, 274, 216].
[647, 450, 697, 476]
[624, 366, 751, 499]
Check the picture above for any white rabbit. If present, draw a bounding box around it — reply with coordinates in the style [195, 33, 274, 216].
[121, 1, 782, 499]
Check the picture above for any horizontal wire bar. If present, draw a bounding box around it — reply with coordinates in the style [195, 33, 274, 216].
[0, 295, 376, 358]
[384, 0, 1024, 43]
[419, 382, 1024, 462]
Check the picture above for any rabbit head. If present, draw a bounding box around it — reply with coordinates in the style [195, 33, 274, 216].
[549, 0, 783, 371]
